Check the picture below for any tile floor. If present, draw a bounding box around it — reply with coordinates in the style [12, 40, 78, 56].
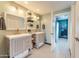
[28, 38, 70, 58]
[53, 39, 70, 58]
[28, 44, 54, 58]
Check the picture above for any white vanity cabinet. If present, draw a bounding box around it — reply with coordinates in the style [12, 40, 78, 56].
[5, 34, 32, 58]
[35, 32, 45, 48]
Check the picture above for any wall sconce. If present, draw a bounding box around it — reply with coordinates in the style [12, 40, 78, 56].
[33, 15, 37, 19]
[37, 16, 39, 20]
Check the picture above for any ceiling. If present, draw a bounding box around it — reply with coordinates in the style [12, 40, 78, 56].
[14, 1, 75, 15]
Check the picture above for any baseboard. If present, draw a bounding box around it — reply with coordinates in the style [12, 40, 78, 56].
[69, 48, 71, 57]
[45, 42, 51, 45]
[14, 50, 29, 58]
[0, 54, 8, 58]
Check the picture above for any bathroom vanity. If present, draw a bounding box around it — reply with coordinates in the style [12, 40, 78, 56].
[32, 32, 45, 48]
[5, 33, 32, 58]
[5, 32, 45, 58]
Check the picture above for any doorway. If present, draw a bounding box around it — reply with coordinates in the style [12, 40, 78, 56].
[55, 19, 68, 43]
[52, 12, 70, 57]
[55, 13, 68, 43]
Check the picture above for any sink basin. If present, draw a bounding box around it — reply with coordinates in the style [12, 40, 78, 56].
[13, 32, 21, 35]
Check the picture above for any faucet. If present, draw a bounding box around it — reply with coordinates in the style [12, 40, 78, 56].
[15, 28, 20, 34]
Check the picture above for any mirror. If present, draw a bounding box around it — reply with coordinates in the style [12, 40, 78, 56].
[18, 17, 26, 30]
[5, 13, 26, 30]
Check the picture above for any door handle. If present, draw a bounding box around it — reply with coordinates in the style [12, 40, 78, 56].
[75, 38, 79, 42]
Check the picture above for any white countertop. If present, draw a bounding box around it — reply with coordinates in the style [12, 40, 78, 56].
[6, 33, 32, 39]
[32, 32, 44, 34]
[5, 32, 44, 39]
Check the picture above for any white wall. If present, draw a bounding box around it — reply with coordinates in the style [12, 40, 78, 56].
[41, 13, 51, 44]
[68, 5, 75, 57]
[74, 2, 79, 57]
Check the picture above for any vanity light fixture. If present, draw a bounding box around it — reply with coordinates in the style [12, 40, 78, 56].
[33, 15, 37, 19]
[37, 16, 39, 20]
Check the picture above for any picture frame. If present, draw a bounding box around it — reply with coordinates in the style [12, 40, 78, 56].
[0, 17, 6, 30]
[0, 17, 2, 30]
[42, 24, 45, 29]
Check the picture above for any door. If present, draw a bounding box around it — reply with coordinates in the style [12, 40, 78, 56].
[51, 12, 70, 50]
[51, 11, 56, 50]
[75, 2, 79, 57]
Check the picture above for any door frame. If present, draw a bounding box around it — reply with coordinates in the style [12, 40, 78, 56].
[51, 12, 70, 49]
